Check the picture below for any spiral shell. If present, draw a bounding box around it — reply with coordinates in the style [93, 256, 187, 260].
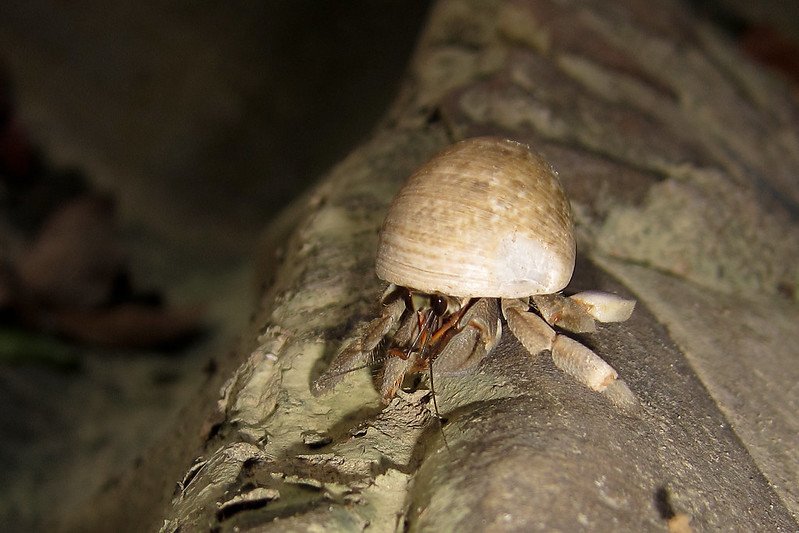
[375, 137, 575, 298]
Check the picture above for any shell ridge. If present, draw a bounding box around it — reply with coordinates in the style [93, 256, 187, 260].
[375, 137, 575, 298]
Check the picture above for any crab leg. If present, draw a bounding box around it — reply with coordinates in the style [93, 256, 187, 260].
[551, 335, 638, 409]
[569, 291, 635, 323]
[429, 303, 471, 345]
[433, 298, 500, 373]
[312, 297, 406, 395]
[505, 297, 619, 391]
[502, 299, 555, 356]
[550, 336, 617, 391]
[380, 350, 421, 402]
[503, 298, 637, 410]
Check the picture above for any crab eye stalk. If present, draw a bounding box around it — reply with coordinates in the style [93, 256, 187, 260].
[430, 295, 448, 316]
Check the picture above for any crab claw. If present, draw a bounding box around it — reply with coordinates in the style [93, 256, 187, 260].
[531, 294, 597, 333]
[434, 298, 501, 373]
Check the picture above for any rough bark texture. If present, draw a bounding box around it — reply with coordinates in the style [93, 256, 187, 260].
[76, 0, 799, 531]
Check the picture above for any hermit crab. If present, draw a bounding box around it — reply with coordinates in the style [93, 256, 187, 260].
[314, 137, 637, 408]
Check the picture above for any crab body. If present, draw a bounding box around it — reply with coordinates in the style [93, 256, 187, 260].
[314, 137, 636, 409]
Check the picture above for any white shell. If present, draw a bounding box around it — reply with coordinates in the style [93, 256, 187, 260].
[375, 137, 575, 298]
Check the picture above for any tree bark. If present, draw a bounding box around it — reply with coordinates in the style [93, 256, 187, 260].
[73, 0, 799, 530]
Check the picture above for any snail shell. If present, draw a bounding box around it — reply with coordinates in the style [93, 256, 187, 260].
[375, 137, 575, 298]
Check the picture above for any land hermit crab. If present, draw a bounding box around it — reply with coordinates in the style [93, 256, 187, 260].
[314, 137, 637, 409]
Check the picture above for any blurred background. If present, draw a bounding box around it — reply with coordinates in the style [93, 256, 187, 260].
[0, 0, 796, 530]
[0, 1, 430, 529]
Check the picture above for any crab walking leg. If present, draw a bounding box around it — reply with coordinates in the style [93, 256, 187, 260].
[312, 297, 406, 395]
[360, 297, 407, 353]
[551, 336, 617, 391]
[532, 294, 597, 333]
[551, 336, 638, 410]
[569, 291, 636, 323]
[380, 305, 434, 402]
[380, 351, 420, 402]
[503, 298, 638, 410]
[502, 298, 556, 355]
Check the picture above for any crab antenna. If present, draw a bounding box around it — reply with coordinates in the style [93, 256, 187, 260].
[427, 359, 451, 453]
[415, 310, 451, 454]
[406, 308, 434, 358]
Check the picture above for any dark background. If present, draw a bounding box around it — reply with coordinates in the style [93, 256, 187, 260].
[0, 2, 431, 528]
